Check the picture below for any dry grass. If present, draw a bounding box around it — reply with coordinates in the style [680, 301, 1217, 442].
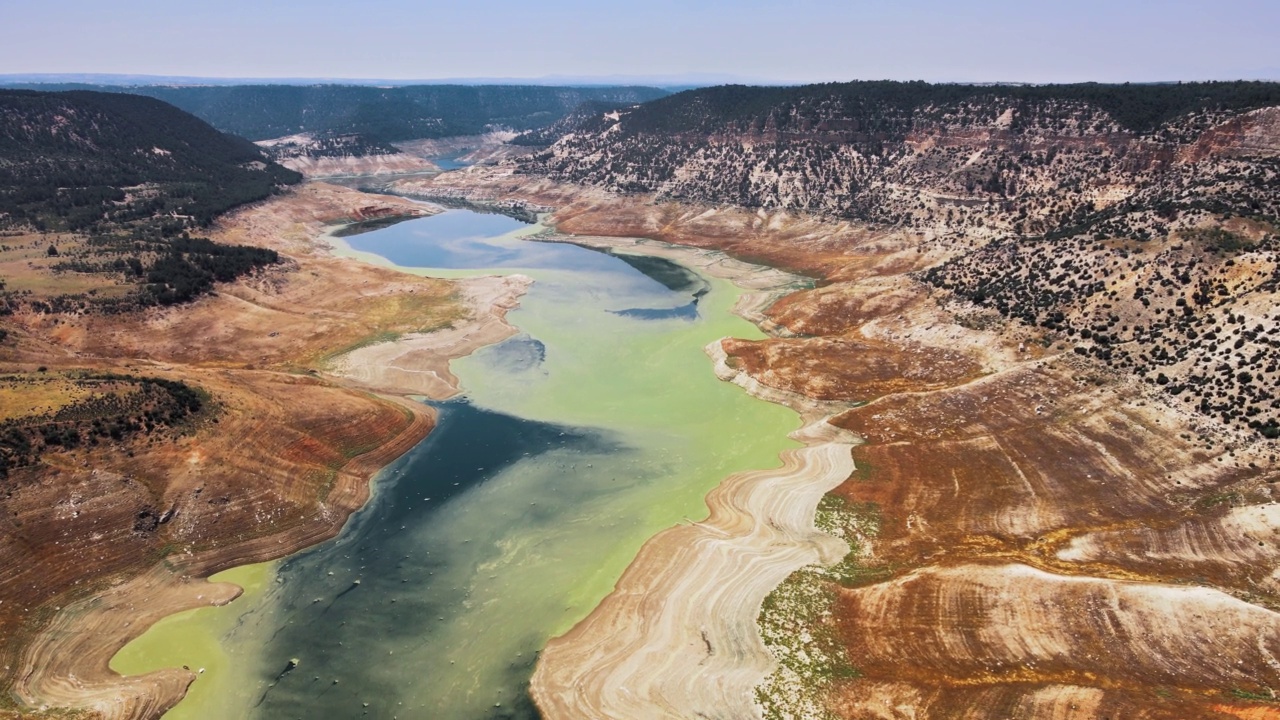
[0, 235, 133, 298]
[0, 375, 95, 420]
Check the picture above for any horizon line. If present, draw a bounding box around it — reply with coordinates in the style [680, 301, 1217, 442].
[2, 72, 1278, 88]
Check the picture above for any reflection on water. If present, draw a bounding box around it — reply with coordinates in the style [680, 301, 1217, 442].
[604, 251, 710, 295]
[484, 333, 547, 374]
[611, 299, 701, 320]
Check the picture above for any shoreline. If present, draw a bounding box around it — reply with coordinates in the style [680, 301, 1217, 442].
[525, 232, 859, 718]
[13, 391, 437, 720]
[8, 184, 532, 720]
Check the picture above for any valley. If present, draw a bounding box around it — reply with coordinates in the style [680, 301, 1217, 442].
[2, 79, 1280, 720]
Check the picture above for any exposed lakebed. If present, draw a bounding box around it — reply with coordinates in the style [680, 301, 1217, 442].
[113, 208, 798, 719]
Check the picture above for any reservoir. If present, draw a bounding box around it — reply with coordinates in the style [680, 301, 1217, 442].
[112, 208, 799, 719]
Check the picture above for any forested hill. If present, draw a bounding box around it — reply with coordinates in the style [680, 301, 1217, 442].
[3, 84, 671, 143]
[534, 80, 1280, 139]
[0, 89, 300, 231]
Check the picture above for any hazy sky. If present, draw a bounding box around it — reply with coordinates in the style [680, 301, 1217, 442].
[3, 0, 1278, 84]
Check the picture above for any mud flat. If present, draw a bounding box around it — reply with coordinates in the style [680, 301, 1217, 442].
[325, 272, 531, 397]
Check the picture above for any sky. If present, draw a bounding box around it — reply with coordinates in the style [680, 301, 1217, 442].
[2, 0, 1278, 85]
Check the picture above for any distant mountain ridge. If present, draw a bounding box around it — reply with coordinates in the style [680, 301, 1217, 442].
[0, 89, 298, 310]
[0, 84, 671, 144]
[0, 72, 763, 90]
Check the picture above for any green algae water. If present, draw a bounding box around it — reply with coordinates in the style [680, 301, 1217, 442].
[110, 564, 276, 719]
[112, 209, 799, 719]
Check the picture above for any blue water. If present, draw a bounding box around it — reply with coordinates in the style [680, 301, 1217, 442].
[250, 399, 613, 719]
[433, 154, 471, 171]
[343, 210, 609, 271]
[345, 210, 707, 318]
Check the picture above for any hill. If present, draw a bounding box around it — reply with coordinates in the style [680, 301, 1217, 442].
[394, 79, 1280, 720]
[0, 89, 300, 231]
[518, 80, 1280, 224]
[0, 90, 300, 311]
[3, 84, 672, 144]
[512, 80, 1280, 439]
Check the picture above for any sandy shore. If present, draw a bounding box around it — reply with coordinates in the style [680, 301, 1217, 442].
[325, 272, 531, 398]
[528, 234, 858, 719]
[15, 566, 244, 719]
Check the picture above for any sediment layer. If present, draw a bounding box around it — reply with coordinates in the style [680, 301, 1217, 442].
[275, 153, 437, 179]
[526, 229, 854, 717]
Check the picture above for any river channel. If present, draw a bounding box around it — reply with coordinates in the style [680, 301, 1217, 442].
[113, 207, 799, 719]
